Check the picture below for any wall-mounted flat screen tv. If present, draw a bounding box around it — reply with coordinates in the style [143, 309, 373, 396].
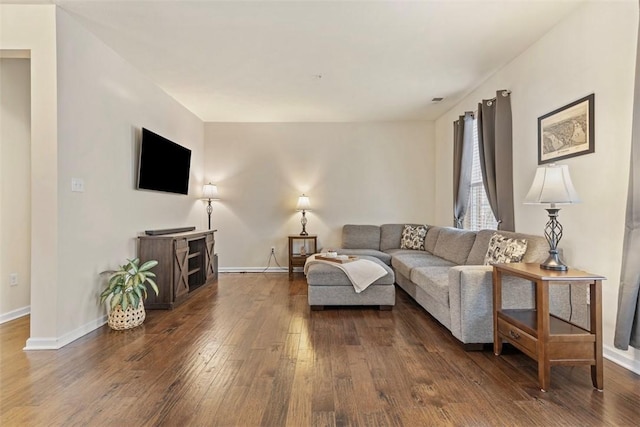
[137, 128, 191, 195]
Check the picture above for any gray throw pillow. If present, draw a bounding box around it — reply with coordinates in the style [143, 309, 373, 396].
[400, 225, 428, 251]
[484, 232, 528, 265]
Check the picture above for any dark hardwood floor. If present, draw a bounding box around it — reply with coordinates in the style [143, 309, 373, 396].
[1, 273, 638, 426]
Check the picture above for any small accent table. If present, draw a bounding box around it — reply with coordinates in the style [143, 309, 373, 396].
[288, 235, 317, 279]
[493, 262, 605, 392]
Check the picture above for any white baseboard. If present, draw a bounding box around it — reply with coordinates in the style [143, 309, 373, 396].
[219, 267, 289, 273]
[0, 306, 30, 324]
[604, 344, 640, 375]
[24, 315, 108, 350]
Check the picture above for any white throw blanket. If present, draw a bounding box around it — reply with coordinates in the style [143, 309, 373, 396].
[304, 254, 388, 293]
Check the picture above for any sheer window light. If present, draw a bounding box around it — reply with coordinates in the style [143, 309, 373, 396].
[463, 118, 498, 231]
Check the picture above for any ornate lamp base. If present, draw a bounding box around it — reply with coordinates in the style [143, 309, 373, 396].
[206, 200, 213, 230]
[541, 208, 568, 271]
[300, 210, 308, 236]
[540, 250, 568, 271]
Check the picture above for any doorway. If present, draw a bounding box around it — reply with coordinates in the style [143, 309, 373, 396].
[0, 54, 32, 326]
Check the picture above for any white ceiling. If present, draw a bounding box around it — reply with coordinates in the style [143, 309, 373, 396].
[22, 1, 590, 121]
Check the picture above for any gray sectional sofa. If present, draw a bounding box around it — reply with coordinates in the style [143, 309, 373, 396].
[334, 224, 580, 348]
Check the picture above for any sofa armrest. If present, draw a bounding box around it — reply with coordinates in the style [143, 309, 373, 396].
[448, 265, 535, 344]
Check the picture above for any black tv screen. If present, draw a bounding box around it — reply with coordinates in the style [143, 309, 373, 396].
[137, 128, 191, 195]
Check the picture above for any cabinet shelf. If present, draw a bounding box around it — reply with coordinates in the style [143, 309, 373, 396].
[138, 229, 218, 309]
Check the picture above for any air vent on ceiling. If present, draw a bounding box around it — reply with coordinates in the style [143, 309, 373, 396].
[432, 97, 444, 102]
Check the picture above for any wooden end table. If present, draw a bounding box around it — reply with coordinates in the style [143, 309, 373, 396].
[493, 262, 605, 392]
[288, 235, 317, 279]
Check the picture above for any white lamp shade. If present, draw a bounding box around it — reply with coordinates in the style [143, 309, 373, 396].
[524, 164, 581, 205]
[296, 194, 311, 211]
[202, 183, 219, 200]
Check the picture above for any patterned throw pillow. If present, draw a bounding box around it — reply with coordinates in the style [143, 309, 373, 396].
[400, 225, 428, 251]
[484, 233, 528, 265]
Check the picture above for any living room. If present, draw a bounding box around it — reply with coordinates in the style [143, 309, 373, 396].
[1, 0, 639, 423]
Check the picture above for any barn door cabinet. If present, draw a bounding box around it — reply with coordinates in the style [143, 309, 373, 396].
[138, 229, 218, 309]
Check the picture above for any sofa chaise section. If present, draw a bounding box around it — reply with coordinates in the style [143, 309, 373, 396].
[306, 255, 396, 310]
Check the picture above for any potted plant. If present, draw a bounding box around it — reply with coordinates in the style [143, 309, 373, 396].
[100, 258, 159, 330]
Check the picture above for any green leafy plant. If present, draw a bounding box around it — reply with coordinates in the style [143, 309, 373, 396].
[100, 258, 159, 310]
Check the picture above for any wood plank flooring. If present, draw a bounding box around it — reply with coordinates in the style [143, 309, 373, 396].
[1, 273, 639, 426]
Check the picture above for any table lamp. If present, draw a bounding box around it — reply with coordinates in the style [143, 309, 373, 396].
[524, 164, 580, 271]
[296, 194, 311, 236]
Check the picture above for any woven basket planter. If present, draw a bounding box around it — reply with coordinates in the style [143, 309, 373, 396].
[108, 301, 146, 330]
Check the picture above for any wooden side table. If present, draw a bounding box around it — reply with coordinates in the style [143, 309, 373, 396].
[288, 235, 317, 279]
[493, 262, 605, 392]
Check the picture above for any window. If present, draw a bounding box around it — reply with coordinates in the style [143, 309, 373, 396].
[463, 118, 498, 231]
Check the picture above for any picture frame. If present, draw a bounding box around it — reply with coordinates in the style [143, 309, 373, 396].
[538, 93, 594, 164]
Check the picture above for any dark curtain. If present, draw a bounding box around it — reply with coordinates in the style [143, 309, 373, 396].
[614, 8, 640, 350]
[453, 112, 474, 228]
[477, 90, 515, 231]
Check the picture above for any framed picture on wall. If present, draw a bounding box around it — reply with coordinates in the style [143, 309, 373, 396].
[538, 93, 594, 164]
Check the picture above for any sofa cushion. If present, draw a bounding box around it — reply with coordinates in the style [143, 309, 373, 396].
[466, 229, 549, 265]
[522, 238, 551, 263]
[342, 225, 380, 250]
[306, 255, 394, 286]
[400, 225, 428, 250]
[432, 228, 477, 265]
[410, 267, 451, 306]
[385, 248, 427, 257]
[380, 224, 407, 251]
[483, 233, 528, 265]
[424, 226, 443, 253]
[391, 252, 455, 279]
[337, 248, 392, 265]
[466, 230, 500, 265]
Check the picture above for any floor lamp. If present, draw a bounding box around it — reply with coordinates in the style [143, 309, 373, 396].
[202, 183, 219, 230]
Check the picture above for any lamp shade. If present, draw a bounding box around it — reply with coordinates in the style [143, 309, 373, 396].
[296, 194, 311, 211]
[524, 164, 580, 205]
[202, 183, 219, 200]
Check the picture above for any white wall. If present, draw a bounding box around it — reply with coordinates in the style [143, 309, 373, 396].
[0, 4, 59, 343]
[0, 58, 31, 322]
[434, 1, 639, 372]
[49, 8, 205, 344]
[204, 122, 435, 269]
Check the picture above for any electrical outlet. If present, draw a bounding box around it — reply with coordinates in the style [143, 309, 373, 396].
[9, 273, 18, 287]
[71, 178, 84, 192]
[270, 246, 275, 254]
